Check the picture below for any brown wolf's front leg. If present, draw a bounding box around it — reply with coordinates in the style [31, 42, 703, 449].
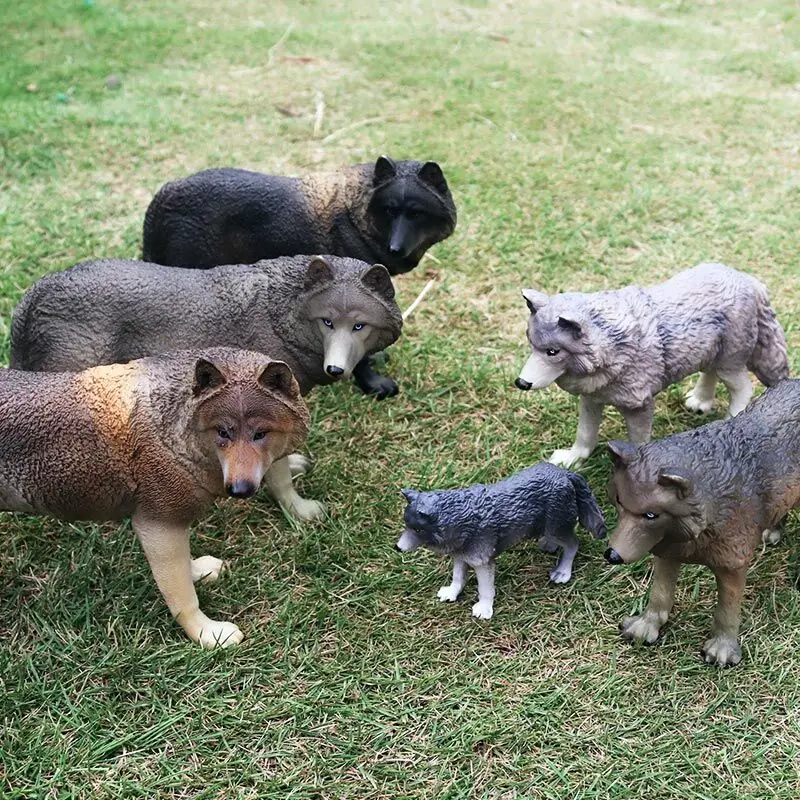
[133, 513, 243, 649]
[701, 566, 746, 667]
[620, 557, 681, 644]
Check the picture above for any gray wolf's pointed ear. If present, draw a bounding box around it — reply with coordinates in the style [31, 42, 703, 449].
[193, 358, 226, 396]
[258, 361, 299, 399]
[373, 155, 397, 186]
[608, 440, 637, 469]
[305, 255, 334, 288]
[361, 264, 395, 300]
[418, 161, 448, 195]
[521, 288, 548, 314]
[557, 315, 583, 338]
[658, 472, 692, 499]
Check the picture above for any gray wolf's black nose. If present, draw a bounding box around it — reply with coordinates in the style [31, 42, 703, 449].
[227, 480, 256, 499]
[515, 377, 532, 391]
[605, 548, 624, 565]
[395, 544, 403, 552]
[326, 365, 344, 377]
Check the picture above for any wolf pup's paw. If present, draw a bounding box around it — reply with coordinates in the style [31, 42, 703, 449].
[197, 620, 244, 650]
[549, 563, 573, 584]
[437, 585, 462, 602]
[361, 373, 399, 400]
[191, 555, 225, 584]
[701, 635, 741, 667]
[549, 447, 589, 469]
[287, 453, 313, 478]
[619, 613, 662, 644]
[684, 391, 715, 415]
[471, 600, 494, 620]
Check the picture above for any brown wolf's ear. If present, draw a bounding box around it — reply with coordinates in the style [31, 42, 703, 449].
[373, 155, 397, 186]
[193, 358, 227, 396]
[305, 255, 334, 288]
[258, 361, 299, 399]
[418, 161, 448, 195]
[361, 264, 395, 300]
[608, 440, 637, 469]
[658, 472, 692, 499]
[521, 288, 548, 314]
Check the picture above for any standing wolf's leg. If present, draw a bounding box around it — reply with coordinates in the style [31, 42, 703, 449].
[701, 566, 746, 667]
[550, 397, 605, 468]
[548, 528, 580, 584]
[471, 561, 496, 619]
[133, 514, 243, 649]
[353, 354, 398, 400]
[437, 559, 468, 602]
[265, 457, 325, 521]
[685, 371, 717, 414]
[718, 368, 753, 417]
[620, 557, 681, 644]
[621, 402, 654, 444]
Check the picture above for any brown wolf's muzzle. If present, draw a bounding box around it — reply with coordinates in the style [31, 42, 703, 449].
[226, 479, 257, 499]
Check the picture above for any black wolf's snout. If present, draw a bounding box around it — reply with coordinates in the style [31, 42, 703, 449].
[326, 365, 344, 377]
[226, 480, 257, 499]
[605, 548, 624, 565]
[515, 377, 532, 391]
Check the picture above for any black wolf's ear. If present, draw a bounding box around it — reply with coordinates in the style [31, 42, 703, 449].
[193, 358, 226, 396]
[658, 472, 692, 499]
[557, 315, 583, 338]
[258, 361, 299, 399]
[521, 288, 548, 314]
[607, 440, 637, 470]
[373, 155, 397, 186]
[418, 161, 448, 195]
[305, 255, 334, 288]
[400, 488, 417, 503]
[361, 264, 395, 300]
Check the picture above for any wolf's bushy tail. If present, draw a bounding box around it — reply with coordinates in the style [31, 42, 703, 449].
[9, 285, 36, 370]
[749, 279, 789, 387]
[568, 473, 606, 539]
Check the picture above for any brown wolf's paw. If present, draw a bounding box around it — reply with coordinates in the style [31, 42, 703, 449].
[198, 620, 244, 650]
[287, 453, 313, 478]
[191, 555, 225, 584]
[619, 614, 662, 644]
[701, 635, 741, 667]
[288, 497, 326, 522]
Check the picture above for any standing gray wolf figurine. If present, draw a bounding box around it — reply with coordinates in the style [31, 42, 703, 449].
[604, 379, 800, 667]
[141, 155, 457, 398]
[10, 254, 402, 406]
[396, 463, 606, 619]
[0, 347, 311, 648]
[514, 263, 788, 468]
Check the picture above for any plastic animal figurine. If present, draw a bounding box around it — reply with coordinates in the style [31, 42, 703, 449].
[514, 262, 788, 468]
[396, 463, 606, 619]
[605, 379, 800, 667]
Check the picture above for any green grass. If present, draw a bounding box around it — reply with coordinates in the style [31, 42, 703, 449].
[2, 0, 800, 796]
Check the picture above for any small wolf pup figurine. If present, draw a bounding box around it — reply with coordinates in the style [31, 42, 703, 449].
[515, 262, 788, 468]
[396, 463, 606, 619]
[605, 379, 800, 667]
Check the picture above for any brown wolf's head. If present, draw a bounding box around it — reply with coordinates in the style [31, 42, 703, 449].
[604, 440, 707, 564]
[190, 352, 309, 498]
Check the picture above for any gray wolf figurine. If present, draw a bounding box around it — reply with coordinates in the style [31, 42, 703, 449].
[604, 379, 800, 667]
[396, 463, 606, 619]
[514, 262, 788, 468]
[0, 347, 312, 648]
[10, 254, 402, 406]
[141, 155, 457, 398]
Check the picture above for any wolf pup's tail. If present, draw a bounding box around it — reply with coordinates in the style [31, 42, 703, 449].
[749, 279, 789, 387]
[568, 473, 606, 539]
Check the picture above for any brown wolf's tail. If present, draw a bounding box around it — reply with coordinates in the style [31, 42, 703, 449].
[568, 473, 606, 539]
[749, 280, 789, 387]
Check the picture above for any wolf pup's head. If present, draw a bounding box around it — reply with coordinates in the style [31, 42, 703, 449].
[515, 289, 598, 391]
[302, 256, 403, 381]
[396, 488, 444, 552]
[604, 440, 707, 564]
[367, 155, 457, 275]
[191, 350, 309, 499]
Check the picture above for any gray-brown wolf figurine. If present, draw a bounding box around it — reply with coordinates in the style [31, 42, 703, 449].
[0, 347, 311, 648]
[515, 262, 788, 468]
[141, 155, 457, 397]
[604, 379, 800, 667]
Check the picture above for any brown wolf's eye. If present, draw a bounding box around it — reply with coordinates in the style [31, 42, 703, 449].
[217, 428, 232, 441]
[253, 431, 267, 441]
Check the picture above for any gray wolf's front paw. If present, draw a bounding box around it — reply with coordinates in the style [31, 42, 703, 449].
[620, 613, 663, 644]
[684, 390, 715, 415]
[471, 600, 494, 620]
[701, 634, 741, 667]
[437, 585, 462, 602]
[549, 447, 590, 469]
[548, 563, 573, 584]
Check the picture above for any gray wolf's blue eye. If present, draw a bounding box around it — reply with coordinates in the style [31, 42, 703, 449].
[353, 323, 364, 331]
[643, 511, 659, 520]
[546, 348, 560, 357]
[322, 318, 333, 328]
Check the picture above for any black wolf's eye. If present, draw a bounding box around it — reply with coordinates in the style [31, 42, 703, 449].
[546, 348, 560, 357]
[217, 428, 232, 441]
[384, 206, 399, 218]
[253, 431, 267, 441]
[643, 511, 659, 520]
[406, 209, 422, 221]
[353, 323, 365, 332]
[322, 318, 333, 328]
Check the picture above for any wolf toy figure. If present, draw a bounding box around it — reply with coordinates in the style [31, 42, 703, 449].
[0, 347, 312, 648]
[141, 155, 457, 398]
[514, 263, 788, 468]
[396, 463, 606, 619]
[604, 379, 800, 667]
[10, 255, 402, 407]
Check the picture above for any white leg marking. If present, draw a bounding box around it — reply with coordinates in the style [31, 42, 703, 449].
[548, 532, 579, 584]
[718, 369, 753, 417]
[471, 562, 496, 619]
[265, 457, 325, 521]
[685, 371, 717, 414]
[550, 396, 604, 467]
[437, 559, 468, 602]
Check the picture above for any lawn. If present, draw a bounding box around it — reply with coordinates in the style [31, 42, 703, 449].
[2, 0, 800, 797]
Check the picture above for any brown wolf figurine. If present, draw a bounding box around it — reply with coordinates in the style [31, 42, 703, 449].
[0, 347, 311, 648]
[604, 379, 800, 667]
[141, 156, 457, 397]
